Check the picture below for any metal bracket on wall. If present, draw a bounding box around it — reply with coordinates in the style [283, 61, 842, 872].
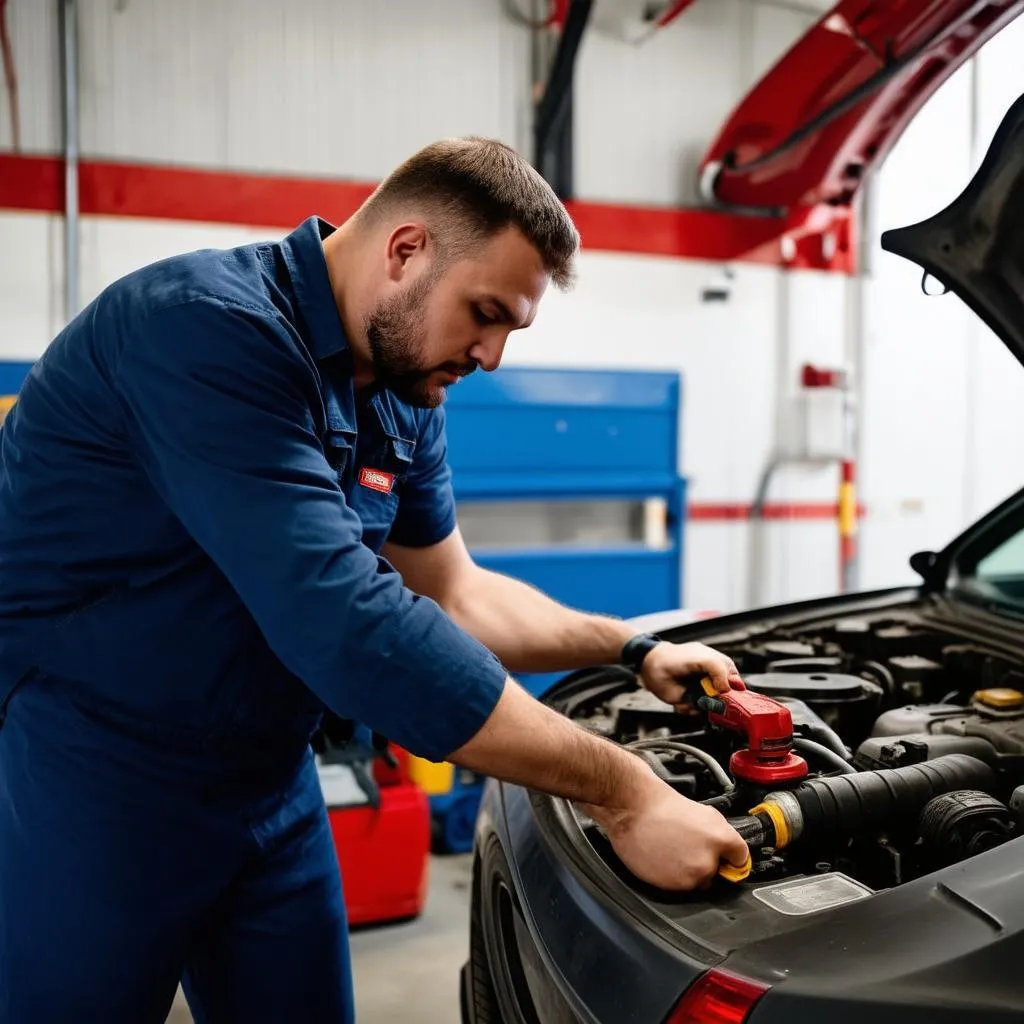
[533, 0, 593, 200]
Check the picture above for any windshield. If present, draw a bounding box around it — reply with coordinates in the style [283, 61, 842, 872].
[950, 495, 1024, 611]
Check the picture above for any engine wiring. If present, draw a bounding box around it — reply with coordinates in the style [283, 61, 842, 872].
[792, 736, 856, 775]
[625, 737, 735, 793]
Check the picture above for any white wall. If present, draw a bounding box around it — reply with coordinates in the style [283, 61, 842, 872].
[3, 0, 1024, 617]
[858, 13, 1024, 592]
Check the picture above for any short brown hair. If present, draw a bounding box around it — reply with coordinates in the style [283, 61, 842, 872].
[355, 137, 580, 290]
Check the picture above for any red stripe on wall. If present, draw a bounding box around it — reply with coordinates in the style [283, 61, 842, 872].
[562, 199, 787, 264]
[688, 502, 866, 521]
[0, 154, 62, 213]
[0, 154, 377, 226]
[0, 153, 835, 268]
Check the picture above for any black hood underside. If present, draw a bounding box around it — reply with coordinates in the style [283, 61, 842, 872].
[881, 89, 1024, 370]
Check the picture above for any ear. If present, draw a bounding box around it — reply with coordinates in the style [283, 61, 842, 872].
[384, 222, 429, 283]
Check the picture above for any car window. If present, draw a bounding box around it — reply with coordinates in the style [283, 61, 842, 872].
[955, 510, 1024, 609]
[977, 529, 1024, 580]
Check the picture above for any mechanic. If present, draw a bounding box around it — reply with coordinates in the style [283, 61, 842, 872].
[0, 136, 748, 1023]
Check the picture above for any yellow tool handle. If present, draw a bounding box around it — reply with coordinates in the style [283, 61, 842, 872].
[702, 674, 752, 882]
[718, 852, 753, 883]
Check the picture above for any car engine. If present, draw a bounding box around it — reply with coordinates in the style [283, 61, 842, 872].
[557, 608, 1024, 895]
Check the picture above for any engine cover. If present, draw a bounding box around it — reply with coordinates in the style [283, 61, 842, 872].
[937, 715, 1024, 754]
[856, 733, 998, 769]
[745, 671, 883, 744]
[859, 693, 1024, 768]
[870, 704, 965, 736]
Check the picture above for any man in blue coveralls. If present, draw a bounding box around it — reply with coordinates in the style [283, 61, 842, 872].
[0, 137, 749, 1022]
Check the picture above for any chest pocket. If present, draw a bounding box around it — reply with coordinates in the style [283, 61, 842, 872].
[327, 390, 416, 556]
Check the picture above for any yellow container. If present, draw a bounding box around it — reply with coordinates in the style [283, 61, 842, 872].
[407, 756, 455, 796]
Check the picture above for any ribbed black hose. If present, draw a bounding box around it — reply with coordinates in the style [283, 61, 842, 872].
[727, 754, 997, 851]
[794, 754, 996, 840]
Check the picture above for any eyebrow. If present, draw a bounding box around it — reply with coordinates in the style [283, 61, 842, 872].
[484, 296, 519, 326]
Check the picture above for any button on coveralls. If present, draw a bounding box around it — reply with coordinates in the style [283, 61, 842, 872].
[0, 217, 507, 1022]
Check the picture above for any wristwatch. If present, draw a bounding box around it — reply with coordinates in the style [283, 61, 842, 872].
[620, 632, 662, 673]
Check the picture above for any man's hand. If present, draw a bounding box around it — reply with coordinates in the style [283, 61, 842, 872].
[584, 770, 749, 891]
[639, 641, 745, 710]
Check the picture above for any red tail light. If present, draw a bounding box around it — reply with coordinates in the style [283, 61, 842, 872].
[665, 968, 770, 1024]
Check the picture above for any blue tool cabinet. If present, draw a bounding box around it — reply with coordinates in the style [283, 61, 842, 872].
[444, 366, 686, 636]
[0, 362, 32, 397]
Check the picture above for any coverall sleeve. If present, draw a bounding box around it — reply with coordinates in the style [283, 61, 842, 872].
[387, 407, 458, 548]
[115, 298, 506, 762]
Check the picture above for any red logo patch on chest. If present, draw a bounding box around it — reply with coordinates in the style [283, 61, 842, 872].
[358, 467, 395, 494]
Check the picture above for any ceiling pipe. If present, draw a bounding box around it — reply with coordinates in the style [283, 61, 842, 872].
[59, 0, 79, 322]
[533, 0, 593, 200]
[0, 0, 19, 151]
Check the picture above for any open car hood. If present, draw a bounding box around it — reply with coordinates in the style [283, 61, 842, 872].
[881, 88, 1024, 369]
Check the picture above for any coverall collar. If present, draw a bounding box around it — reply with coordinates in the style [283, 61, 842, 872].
[282, 216, 352, 363]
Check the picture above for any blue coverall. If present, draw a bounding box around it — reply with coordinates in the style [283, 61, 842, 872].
[0, 216, 507, 1022]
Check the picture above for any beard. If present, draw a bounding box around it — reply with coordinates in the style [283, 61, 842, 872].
[364, 275, 476, 408]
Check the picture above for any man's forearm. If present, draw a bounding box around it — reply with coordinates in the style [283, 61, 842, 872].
[448, 674, 655, 818]
[442, 566, 637, 673]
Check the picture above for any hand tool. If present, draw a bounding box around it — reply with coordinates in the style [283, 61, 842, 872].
[692, 677, 809, 883]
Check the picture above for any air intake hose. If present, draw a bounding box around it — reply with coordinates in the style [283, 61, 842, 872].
[728, 754, 997, 851]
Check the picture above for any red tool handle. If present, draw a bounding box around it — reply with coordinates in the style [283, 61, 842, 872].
[697, 678, 807, 784]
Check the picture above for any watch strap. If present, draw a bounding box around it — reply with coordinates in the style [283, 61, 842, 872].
[620, 632, 662, 673]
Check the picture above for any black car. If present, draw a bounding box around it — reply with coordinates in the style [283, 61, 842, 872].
[461, 92, 1024, 1024]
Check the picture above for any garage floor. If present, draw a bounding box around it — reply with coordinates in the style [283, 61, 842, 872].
[165, 854, 473, 1023]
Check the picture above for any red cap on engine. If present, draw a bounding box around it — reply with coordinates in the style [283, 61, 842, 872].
[729, 747, 808, 785]
[704, 688, 809, 785]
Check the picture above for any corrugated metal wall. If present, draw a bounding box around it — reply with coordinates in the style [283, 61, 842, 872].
[76, 0, 530, 176]
[1, 0, 814, 203]
[1, 0, 60, 151]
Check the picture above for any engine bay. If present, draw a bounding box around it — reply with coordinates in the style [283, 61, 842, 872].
[552, 604, 1024, 921]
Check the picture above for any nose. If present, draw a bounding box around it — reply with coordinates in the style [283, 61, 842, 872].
[468, 333, 508, 374]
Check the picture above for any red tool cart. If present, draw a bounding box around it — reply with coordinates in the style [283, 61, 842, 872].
[315, 723, 432, 929]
